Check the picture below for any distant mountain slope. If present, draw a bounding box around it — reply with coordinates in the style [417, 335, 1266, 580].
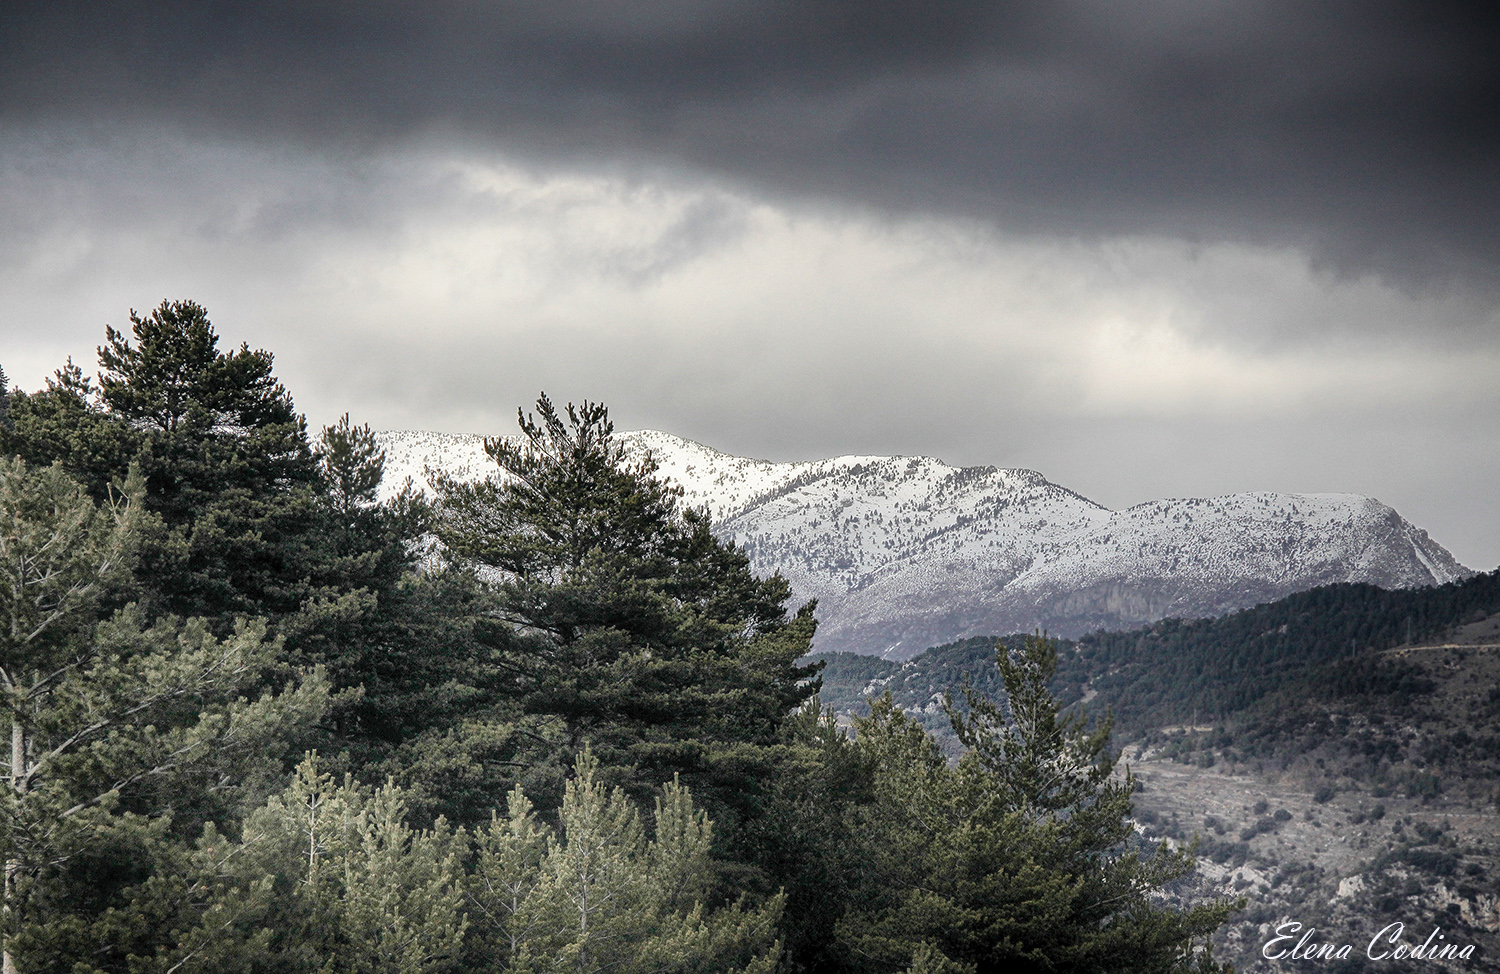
[818, 568, 1500, 737]
[377, 429, 1473, 656]
[806, 573, 1500, 972]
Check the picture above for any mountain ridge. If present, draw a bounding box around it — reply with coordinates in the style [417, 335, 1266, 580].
[377, 429, 1472, 656]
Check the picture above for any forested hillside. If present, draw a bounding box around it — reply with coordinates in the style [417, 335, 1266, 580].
[816, 573, 1500, 972]
[1066, 571, 1500, 734]
[0, 302, 1235, 973]
[819, 569, 1500, 738]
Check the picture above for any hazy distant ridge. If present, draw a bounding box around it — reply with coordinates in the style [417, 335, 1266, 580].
[378, 430, 1472, 658]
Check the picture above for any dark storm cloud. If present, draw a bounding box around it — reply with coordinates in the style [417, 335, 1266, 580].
[5, 1, 1498, 285]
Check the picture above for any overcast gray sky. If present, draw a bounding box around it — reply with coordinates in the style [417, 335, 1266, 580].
[3, 1, 1497, 568]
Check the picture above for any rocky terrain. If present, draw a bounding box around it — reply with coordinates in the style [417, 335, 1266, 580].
[1128, 622, 1500, 972]
[377, 429, 1473, 657]
[819, 610, 1500, 973]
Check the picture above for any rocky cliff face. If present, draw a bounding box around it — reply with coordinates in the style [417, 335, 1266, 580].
[378, 429, 1473, 658]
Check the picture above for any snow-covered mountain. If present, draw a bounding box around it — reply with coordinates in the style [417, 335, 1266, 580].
[377, 429, 1473, 659]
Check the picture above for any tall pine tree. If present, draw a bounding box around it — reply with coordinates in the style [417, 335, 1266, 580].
[841, 635, 1235, 974]
[95, 300, 323, 622]
[1, 302, 327, 624]
[428, 395, 820, 819]
[0, 458, 330, 974]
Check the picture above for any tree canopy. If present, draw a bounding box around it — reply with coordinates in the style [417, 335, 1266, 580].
[0, 456, 330, 973]
[841, 635, 1235, 974]
[0, 307, 1236, 974]
[429, 395, 821, 819]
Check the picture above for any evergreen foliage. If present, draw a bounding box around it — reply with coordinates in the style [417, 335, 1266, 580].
[235, 756, 469, 972]
[0, 458, 330, 973]
[730, 701, 877, 974]
[820, 569, 1500, 746]
[317, 413, 387, 520]
[96, 300, 322, 621]
[430, 395, 822, 816]
[468, 749, 782, 974]
[0, 361, 136, 503]
[1060, 569, 1500, 734]
[289, 412, 448, 777]
[0, 456, 137, 662]
[0, 307, 1241, 973]
[1, 302, 326, 624]
[840, 635, 1234, 974]
[1, 303, 437, 782]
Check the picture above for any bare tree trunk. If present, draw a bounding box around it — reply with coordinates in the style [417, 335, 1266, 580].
[4, 716, 23, 974]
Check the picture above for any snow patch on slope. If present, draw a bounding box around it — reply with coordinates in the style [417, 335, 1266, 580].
[375, 429, 1473, 656]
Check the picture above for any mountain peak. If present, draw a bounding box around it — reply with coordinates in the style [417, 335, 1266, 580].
[376, 429, 1472, 656]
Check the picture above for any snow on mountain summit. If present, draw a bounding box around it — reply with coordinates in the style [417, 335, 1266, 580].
[376, 429, 1472, 658]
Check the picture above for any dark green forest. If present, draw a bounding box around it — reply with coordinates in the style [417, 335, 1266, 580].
[0, 302, 1232, 973]
[820, 567, 1500, 743]
[1063, 572, 1500, 734]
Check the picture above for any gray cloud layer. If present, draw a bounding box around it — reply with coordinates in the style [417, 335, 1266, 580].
[3, 3, 1497, 568]
[6, 1, 1499, 283]
[4, 136, 1495, 565]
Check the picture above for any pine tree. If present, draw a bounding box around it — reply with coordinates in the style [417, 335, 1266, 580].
[429, 395, 821, 816]
[0, 458, 330, 973]
[317, 413, 387, 521]
[231, 756, 469, 973]
[96, 300, 313, 512]
[2, 306, 435, 748]
[841, 635, 1235, 974]
[2, 302, 326, 623]
[468, 748, 782, 974]
[93, 300, 323, 621]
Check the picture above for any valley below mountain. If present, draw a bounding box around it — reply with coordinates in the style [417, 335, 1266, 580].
[816, 582, 1500, 973]
[1125, 628, 1500, 973]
